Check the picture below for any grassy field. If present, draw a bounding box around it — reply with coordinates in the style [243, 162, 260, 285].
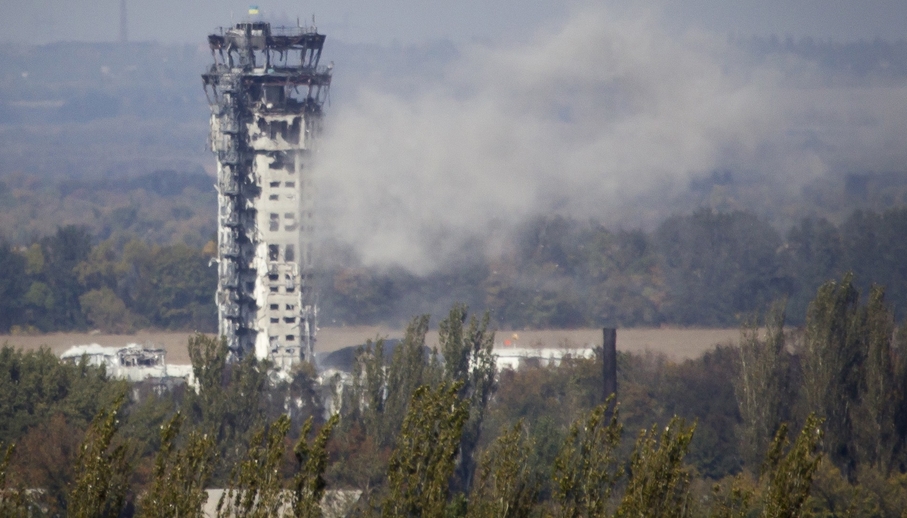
[0, 327, 741, 365]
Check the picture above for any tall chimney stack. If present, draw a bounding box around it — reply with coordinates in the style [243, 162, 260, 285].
[602, 327, 617, 414]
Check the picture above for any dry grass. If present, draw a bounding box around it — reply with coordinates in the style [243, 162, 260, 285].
[0, 326, 742, 364]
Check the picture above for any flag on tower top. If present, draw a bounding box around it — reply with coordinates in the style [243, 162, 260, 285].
[248, 5, 260, 15]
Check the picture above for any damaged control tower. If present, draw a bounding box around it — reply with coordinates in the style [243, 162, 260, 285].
[202, 21, 331, 367]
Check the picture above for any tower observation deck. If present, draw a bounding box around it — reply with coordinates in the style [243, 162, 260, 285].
[203, 21, 331, 367]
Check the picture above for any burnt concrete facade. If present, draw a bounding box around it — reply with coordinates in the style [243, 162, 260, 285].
[203, 21, 331, 367]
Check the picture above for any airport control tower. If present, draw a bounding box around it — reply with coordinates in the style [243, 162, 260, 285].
[202, 21, 331, 367]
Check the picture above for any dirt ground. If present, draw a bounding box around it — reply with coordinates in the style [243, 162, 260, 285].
[0, 327, 741, 364]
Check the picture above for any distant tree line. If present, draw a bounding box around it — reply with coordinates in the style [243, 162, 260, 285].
[322, 206, 907, 329]
[0, 225, 216, 334]
[2, 206, 906, 334]
[0, 169, 216, 250]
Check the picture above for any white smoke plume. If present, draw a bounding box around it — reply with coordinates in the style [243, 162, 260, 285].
[314, 5, 907, 273]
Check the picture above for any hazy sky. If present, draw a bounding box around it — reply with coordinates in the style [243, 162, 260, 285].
[5, 0, 907, 45]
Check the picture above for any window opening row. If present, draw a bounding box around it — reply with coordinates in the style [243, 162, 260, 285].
[257, 117, 302, 143]
[269, 213, 298, 231]
[267, 244, 296, 261]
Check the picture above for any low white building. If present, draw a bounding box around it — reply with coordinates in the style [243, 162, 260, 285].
[492, 345, 597, 371]
[59, 343, 194, 384]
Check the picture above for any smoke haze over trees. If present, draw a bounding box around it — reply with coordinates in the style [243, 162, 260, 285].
[313, 7, 907, 272]
[2, 205, 907, 333]
[2, 7, 907, 277]
[320, 206, 907, 328]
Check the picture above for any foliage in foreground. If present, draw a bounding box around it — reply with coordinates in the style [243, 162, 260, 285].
[138, 412, 215, 518]
[553, 397, 623, 518]
[469, 421, 538, 518]
[68, 393, 131, 518]
[381, 382, 469, 518]
[4, 278, 907, 516]
[0, 443, 29, 517]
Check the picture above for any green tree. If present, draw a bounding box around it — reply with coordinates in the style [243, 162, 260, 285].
[68, 393, 131, 518]
[0, 242, 27, 332]
[579, 228, 662, 327]
[781, 217, 842, 322]
[438, 304, 497, 491]
[840, 208, 907, 318]
[38, 225, 93, 330]
[347, 338, 385, 426]
[345, 317, 440, 449]
[266, 363, 326, 436]
[23, 243, 44, 276]
[761, 415, 824, 518]
[146, 243, 217, 330]
[117, 240, 159, 325]
[334, 317, 443, 494]
[332, 338, 391, 493]
[291, 414, 339, 518]
[381, 382, 469, 518]
[658, 346, 742, 480]
[654, 209, 785, 326]
[79, 287, 140, 333]
[111, 239, 216, 331]
[74, 239, 120, 292]
[185, 333, 268, 483]
[552, 398, 623, 518]
[706, 416, 825, 518]
[851, 286, 900, 474]
[468, 421, 538, 518]
[22, 280, 54, 331]
[0, 345, 125, 446]
[707, 475, 755, 518]
[383, 315, 440, 446]
[616, 416, 696, 518]
[801, 274, 862, 476]
[0, 444, 28, 517]
[218, 415, 291, 518]
[797, 274, 906, 478]
[138, 412, 216, 518]
[735, 301, 789, 469]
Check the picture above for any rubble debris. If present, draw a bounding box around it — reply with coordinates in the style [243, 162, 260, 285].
[59, 343, 194, 384]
